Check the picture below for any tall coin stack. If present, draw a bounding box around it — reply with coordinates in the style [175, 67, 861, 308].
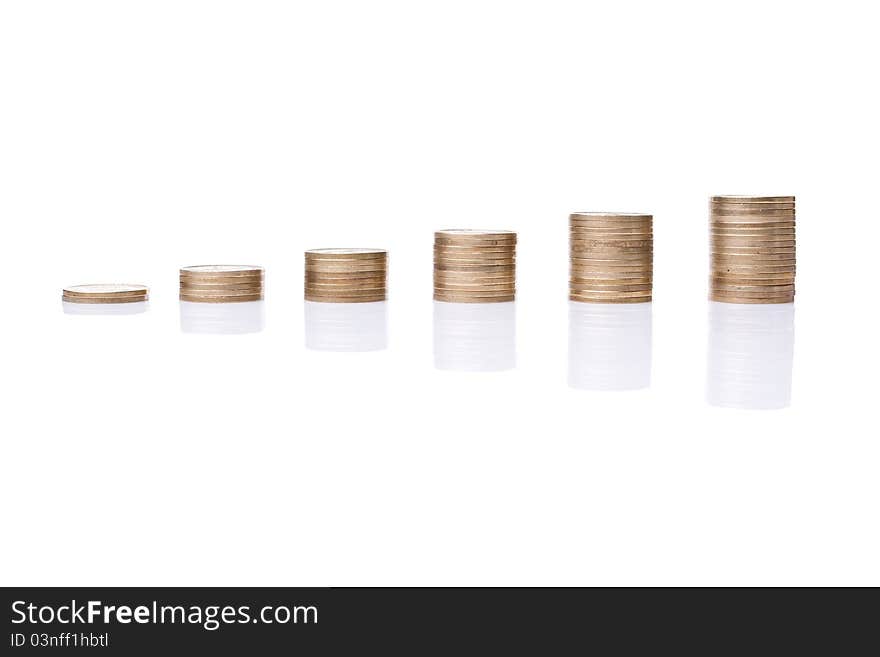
[304, 249, 387, 303]
[179, 265, 264, 302]
[710, 196, 796, 304]
[569, 213, 653, 303]
[434, 229, 517, 303]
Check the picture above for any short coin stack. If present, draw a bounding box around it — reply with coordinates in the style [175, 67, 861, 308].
[62, 284, 149, 304]
[179, 265, 264, 303]
[304, 249, 387, 303]
[569, 213, 653, 303]
[434, 229, 517, 303]
[710, 196, 796, 304]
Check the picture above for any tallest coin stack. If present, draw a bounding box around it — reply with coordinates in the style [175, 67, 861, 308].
[710, 196, 796, 304]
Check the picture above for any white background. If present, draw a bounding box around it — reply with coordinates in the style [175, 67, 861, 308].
[1, 1, 878, 586]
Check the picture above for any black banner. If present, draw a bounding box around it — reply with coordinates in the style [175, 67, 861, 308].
[1, 587, 874, 653]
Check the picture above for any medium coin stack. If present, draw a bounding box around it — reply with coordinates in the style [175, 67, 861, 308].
[710, 196, 796, 304]
[569, 213, 653, 303]
[434, 229, 516, 303]
[304, 249, 387, 303]
[179, 265, 264, 303]
[62, 284, 149, 304]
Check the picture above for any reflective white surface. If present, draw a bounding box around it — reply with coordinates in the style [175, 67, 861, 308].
[707, 301, 795, 410]
[304, 301, 388, 352]
[62, 300, 149, 316]
[433, 301, 516, 372]
[179, 300, 265, 335]
[568, 301, 652, 391]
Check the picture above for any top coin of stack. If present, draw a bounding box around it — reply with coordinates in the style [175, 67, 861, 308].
[62, 283, 149, 304]
[179, 265, 264, 303]
[709, 196, 796, 304]
[304, 249, 387, 303]
[434, 229, 516, 303]
[569, 213, 653, 303]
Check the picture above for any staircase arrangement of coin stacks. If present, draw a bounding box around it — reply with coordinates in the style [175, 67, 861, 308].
[569, 213, 653, 303]
[709, 196, 796, 304]
[304, 249, 388, 302]
[62, 284, 149, 304]
[433, 230, 517, 303]
[179, 265, 264, 302]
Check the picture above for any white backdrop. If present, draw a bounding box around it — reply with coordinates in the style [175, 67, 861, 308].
[1, 0, 878, 585]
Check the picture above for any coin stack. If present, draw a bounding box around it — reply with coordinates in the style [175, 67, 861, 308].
[62, 284, 149, 304]
[304, 249, 387, 303]
[434, 229, 517, 303]
[179, 265, 264, 302]
[710, 196, 796, 304]
[569, 213, 653, 303]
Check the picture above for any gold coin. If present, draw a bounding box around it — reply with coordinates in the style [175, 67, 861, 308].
[711, 232, 796, 240]
[433, 242, 515, 251]
[62, 294, 148, 304]
[63, 283, 149, 297]
[434, 265, 516, 273]
[571, 275, 653, 284]
[711, 195, 795, 203]
[712, 211, 796, 221]
[570, 282, 653, 292]
[569, 225, 652, 234]
[711, 273, 795, 282]
[434, 293, 515, 303]
[711, 203, 795, 212]
[180, 281, 263, 291]
[434, 269, 516, 278]
[306, 294, 386, 303]
[571, 266, 653, 275]
[710, 298, 794, 305]
[305, 248, 386, 258]
[180, 265, 263, 276]
[711, 236, 795, 244]
[305, 265, 388, 274]
[434, 253, 517, 262]
[711, 217, 796, 227]
[712, 246, 796, 255]
[570, 239, 652, 248]
[305, 271, 387, 281]
[711, 290, 795, 300]
[711, 256, 796, 265]
[435, 229, 516, 240]
[570, 292, 652, 302]
[570, 212, 651, 220]
[180, 293, 262, 303]
[571, 248, 653, 258]
[434, 282, 516, 291]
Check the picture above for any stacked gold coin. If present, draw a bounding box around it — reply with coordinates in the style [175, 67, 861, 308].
[62, 284, 149, 304]
[179, 265, 264, 302]
[710, 196, 796, 304]
[569, 213, 653, 303]
[434, 229, 517, 303]
[304, 249, 387, 303]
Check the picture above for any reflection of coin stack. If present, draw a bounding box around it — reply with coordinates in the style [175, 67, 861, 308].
[710, 196, 796, 304]
[62, 284, 149, 304]
[433, 301, 516, 371]
[568, 302, 652, 391]
[304, 249, 387, 303]
[179, 265, 264, 302]
[569, 213, 653, 303]
[434, 230, 516, 303]
[707, 302, 795, 409]
[304, 301, 388, 351]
